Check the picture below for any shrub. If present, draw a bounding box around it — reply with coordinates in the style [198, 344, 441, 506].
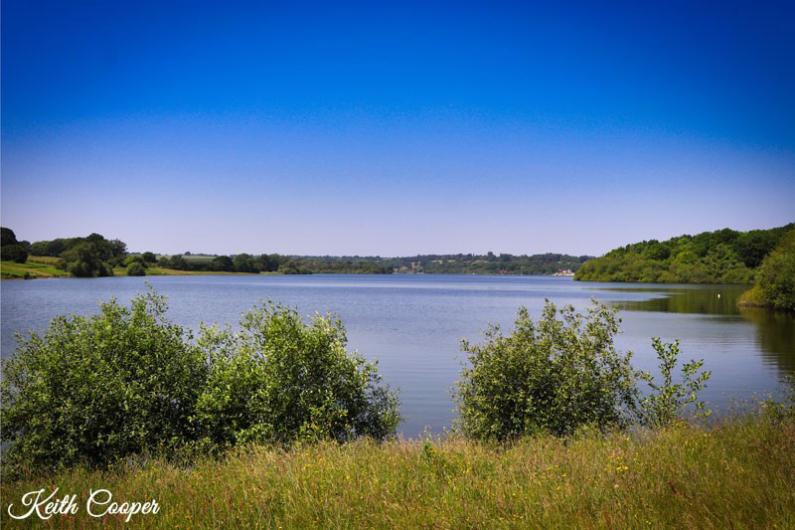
[755, 228, 795, 312]
[1, 243, 29, 263]
[127, 261, 147, 276]
[196, 303, 399, 447]
[638, 338, 711, 427]
[0, 290, 207, 474]
[457, 300, 638, 440]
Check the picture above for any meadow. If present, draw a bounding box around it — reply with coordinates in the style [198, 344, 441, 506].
[3, 410, 794, 529]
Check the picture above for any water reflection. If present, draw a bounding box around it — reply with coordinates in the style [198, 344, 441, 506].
[608, 284, 795, 381]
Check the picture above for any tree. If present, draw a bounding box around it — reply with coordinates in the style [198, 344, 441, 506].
[61, 241, 112, 277]
[1, 227, 18, 246]
[211, 255, 234, 272]
[233, 253, 258, 273]
[196, 303, 399, 447]
[755, 228, 795, 312]
[141, 251, 157, 263]
[1, 291, 208, 473]
[127, 261, 147, 276]
[457, 300, 638, 440]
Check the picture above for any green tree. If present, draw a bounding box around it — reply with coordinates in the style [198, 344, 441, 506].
[196, 303, 399, 447]
[141, 251, 157, 263]
[755, 228, 795, 312]
[211, 255, 234, 272]
[457, 300, 638, 440]
[127, 261, 147, 276]
[1, 291, 208, 474]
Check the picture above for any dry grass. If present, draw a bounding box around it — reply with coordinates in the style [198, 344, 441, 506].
[2, 411, 794, 529]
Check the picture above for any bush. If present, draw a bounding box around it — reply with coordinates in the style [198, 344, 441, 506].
[196, 303, 399, 447]
[0, 290, 207, 474]
[639, 338, 711, 427]
[127, 261, 147, 276]
[457, 300, 638, 440]
[2, 243, 29, 263]
[755, 228, 795, 312]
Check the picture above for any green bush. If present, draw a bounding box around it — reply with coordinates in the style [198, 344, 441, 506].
[1, 243, 29, 263]
[1, 291, 400, 475]
[0, 290, 207, 474]
[755, 228, 795, 312]
[196, 303, 399, 447]
[127, 261, 147, 276]
[639, 338, 711, 427]
[457, 300, 639, 440]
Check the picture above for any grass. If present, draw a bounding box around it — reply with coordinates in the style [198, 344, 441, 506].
[2, 257, 270, 279]
[0, 256, 69, 279]
[2, 411, 794, 529]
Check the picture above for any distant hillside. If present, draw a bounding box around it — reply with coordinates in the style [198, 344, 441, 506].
[575, 223, 794, 284]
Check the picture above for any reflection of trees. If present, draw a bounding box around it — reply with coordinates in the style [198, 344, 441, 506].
[739, 308, 795, 377]
[613, 286, 746, 316]
[608, 285, 795, 379]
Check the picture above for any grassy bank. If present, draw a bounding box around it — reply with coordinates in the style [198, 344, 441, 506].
[3, 411, 793, 529]
[0, 256, 69, 278]
[1, 257, 271, 279]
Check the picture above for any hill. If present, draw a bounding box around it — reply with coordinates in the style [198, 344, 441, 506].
[575, 223, 794, 284]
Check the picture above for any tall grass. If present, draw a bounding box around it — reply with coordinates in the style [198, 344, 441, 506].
[3, 410, 793, 529]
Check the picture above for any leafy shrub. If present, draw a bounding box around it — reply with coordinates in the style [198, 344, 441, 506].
[457, 300, 638, 440]
[638, 338, 711, 427]
[755, 228, 795, 312]
[0, 290, 207, 474]
[2, 243, 29, 263]
[196, 303, 399, 447]
[127, 261, 147, 276]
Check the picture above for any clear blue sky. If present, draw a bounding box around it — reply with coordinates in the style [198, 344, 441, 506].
[2, 0, 793, 256]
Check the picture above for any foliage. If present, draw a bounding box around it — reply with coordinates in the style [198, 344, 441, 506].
[196, 303, 399, 447]
[1, 227, 30, 263]
[28, 232, 127, 277]
[1, 291, 398, 476]
[127, 261, 147, 276]
[141, 251, 157, 263]
[5, 411, 795, 528]
[457, 300, 638, 440]
[752, 228, 795, 312]
[638, 338, 711, 427]
[0, 290, 207, 474]
[61, 241, 114, 277]
[576, 223, 793, 284]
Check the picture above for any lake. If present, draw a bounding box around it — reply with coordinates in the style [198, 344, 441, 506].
[2, 274, 793, 436]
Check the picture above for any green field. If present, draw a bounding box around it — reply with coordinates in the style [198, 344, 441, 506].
[3, 410, 793, 529]
[0, 256, 70, 279]
[1, 257, 268, 279]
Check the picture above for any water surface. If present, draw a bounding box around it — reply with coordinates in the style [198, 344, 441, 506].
[2, 275, 793, 436]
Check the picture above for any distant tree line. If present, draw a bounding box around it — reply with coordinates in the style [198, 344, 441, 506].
[575, 223, 794, 284]
[5, 226, 591, 277]
[155, 252, 591, 275]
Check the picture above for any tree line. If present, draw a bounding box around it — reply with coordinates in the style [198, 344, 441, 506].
[2, 227, 591, 277]
[575, 223, 794, 284]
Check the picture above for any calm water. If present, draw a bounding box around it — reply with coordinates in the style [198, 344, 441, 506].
[2, 275, 793, 436]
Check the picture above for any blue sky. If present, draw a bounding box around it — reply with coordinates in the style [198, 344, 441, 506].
[2, 0, 793, 255]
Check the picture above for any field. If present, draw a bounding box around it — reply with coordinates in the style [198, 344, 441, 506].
[3, 411, 794, 529]
[1, 256, 265, 279]
[0, 256, 70, 279]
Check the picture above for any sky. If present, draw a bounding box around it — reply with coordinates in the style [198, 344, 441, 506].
[2, 0, 794, 256]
